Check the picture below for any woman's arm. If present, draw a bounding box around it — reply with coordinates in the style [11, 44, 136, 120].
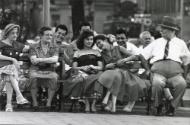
[30, 55, 58, 64]
[105, 63, 116, 70]
[0, 54, 16, 61]
[116, 54, 150, 71]
[0, 54, 20, 68]
[116, 55, 138, 67]
[138, 54, 150, 71]
[89, 61, 104, 71]
[72, 61, 91, 71]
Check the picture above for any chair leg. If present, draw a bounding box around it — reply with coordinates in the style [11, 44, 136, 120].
[146, 86, 152, 115]
[180, 98, 184, 107]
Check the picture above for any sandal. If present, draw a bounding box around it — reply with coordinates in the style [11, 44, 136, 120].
[5, 104, 13, 112]
[16, 95, 29, 104]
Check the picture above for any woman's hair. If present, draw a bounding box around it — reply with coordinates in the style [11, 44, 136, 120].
[94, 34, 111, 44]
[76, 30, 94, 50]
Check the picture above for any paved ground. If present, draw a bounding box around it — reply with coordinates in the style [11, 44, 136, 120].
[0, 89, 189, 125]
[0, 111, 189, 125]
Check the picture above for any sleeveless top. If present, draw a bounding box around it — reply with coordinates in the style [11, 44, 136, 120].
[73, 49, 102, 74]
[0, 41, 24, 68]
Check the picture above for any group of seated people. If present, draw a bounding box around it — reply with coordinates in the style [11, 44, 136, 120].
[0, 16, 189, 117]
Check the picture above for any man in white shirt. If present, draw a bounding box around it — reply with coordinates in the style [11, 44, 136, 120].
[142, 16, 189, 116]
[115, 28, 139, 55]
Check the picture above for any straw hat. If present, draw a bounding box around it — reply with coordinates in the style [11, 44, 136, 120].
[2, 23, 20, 39]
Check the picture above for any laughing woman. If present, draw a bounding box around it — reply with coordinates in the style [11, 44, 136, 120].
[0, 24, 29, 112]
[94, 35, 150, 113]
[63, 30, 103, 112]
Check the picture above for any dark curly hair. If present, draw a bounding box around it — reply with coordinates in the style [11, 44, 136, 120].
[76, 30, 94, 50]
[115, 28, 128, 38]
[55, 24, 68, 35]
[94, 34, 111, 44]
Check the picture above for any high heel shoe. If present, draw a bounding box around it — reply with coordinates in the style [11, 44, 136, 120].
[104, 101, 112, 112]
[5, 104, 13, 112]
[16, 95, 29, 104]
[123, 101, 135, 112]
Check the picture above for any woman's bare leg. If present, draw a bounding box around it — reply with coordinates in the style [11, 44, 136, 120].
[102, 91, 111, 105]
[111, 95, 117, 113]
[6, 82, 13, 105]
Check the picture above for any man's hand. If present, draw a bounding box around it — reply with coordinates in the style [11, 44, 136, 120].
[180, 53, 190, 65]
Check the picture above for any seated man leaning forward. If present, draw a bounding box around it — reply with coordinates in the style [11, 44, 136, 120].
[29, 26, 59, 111]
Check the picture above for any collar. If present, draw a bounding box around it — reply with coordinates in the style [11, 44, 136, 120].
[35, 41, 54, 49]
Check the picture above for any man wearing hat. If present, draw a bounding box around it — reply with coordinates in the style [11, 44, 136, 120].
[141, 16, 189, 116]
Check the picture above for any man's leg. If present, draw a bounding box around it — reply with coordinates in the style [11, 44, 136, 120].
[167, 74, 187, 115]
[152, 73, 167, 107]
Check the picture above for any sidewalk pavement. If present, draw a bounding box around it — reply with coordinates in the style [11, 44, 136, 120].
[0, 112, 189, 125]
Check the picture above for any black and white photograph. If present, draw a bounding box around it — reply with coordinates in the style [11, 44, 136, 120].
[0, 0, 189, 125]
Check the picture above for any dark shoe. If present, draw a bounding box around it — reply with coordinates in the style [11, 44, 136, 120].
[165, 105, 175, 116]
[33, 106, 39, 112]
[156, 105, 163, 116]
[44, 106, 52, 112]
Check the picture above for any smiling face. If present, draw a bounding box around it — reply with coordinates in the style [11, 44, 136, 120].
[7, 28, 19, 42]
[41, 30, 53, 43]
[83, 35, 94, 48]
[96, 39, 109, 50]
[116, 33, 127, 47]
[54, 28, 67, 43]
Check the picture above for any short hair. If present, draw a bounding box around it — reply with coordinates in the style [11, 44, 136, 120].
[94, 34, 110, 44]
[139, 31, 151, 39]
[39, 26, 52, 36]
[79, 21, 91, 30]
[55, 24, 68, 35]
[115, 28, 128, 38]
[76, 30, 94, 50]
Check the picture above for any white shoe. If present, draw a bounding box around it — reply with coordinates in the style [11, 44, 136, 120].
[5, 104, 13, 112]
[123, 106, 132, 112]
[16, 95, 29, 104]
[123, 101, 135, 112]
